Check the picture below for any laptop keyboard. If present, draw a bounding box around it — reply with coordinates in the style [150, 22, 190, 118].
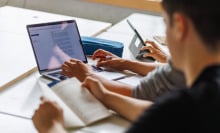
[46, 65, 103, 81]
[48, 72, 68, 80]
[91, 65, 104, 72]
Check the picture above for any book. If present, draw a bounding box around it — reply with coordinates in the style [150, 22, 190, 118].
[38, 77, 112, 129]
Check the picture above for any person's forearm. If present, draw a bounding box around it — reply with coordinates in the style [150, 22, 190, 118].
[103, 91, 153, 122]
[123, 60, 163, 76]
[89, 73, 133, 97]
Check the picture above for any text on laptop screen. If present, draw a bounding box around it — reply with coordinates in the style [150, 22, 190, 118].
[27, 20, 87, 71]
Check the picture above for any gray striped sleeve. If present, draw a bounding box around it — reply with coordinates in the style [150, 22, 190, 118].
[132, 61, 186, 101]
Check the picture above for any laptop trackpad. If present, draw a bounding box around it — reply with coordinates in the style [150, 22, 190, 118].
[43, 71, 67, 81]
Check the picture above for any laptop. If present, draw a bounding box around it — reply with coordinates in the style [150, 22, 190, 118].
[27, 20, 126, 81]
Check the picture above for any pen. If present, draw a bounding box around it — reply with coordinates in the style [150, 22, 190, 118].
[113, 76, 127, 81]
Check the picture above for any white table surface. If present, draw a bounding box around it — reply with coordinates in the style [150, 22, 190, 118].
[0, 6, 130, 133]
[0, 9, 166, 133]
[0, 5, 111, 91]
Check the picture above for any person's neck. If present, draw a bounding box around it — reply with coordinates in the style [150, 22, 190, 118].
[184, 44, 220, 87]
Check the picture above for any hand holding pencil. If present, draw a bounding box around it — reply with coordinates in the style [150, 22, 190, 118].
[92, 49, 118, 61]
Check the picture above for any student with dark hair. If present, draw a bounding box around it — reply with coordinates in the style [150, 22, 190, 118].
[124, 0, 220, 132]
[77, 0, 220, 132]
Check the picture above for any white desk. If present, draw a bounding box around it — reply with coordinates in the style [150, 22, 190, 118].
[0, 5, 112, 87]
[0, 6, 130, 133]
[0, 6, 112, 90]
[0, 8, 165, 133]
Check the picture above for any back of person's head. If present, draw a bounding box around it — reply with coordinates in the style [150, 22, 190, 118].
[161, 0, 220, 52]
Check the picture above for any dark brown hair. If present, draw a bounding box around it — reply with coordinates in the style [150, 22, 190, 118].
[162, 0, 220, 51]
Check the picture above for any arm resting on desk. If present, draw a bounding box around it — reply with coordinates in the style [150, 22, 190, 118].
[89, 72, 133, 97]
[104, 91, 153, 122]
[82, 77, 153, 122]
[93, 49, 165, 76]
[97, 58, 164, 76]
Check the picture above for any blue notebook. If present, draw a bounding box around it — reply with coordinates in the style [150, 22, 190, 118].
[81, 36, 124, 57]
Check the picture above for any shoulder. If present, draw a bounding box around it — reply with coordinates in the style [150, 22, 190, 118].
[127, 88, 195, 133]
[150, 88, 194, 116]
[145, 62, 186, 88]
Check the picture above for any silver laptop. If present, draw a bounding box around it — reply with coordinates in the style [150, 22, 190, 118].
[27, 20, 126, 81]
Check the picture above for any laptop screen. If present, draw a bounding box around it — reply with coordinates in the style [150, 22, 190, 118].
[27, 20, 87, 72]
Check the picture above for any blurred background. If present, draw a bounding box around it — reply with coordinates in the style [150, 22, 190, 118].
[0, 0, 162, 24]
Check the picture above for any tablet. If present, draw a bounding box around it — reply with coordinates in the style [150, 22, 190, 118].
[127, 19, 155, 62]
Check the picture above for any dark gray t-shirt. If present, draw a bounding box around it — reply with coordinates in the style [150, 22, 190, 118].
[132, 61, 186, 101]
[127, 66, 220, 133]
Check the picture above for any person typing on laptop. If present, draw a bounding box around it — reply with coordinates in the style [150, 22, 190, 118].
[93, 40, 168, 75]
[60, 45, 184, 100]
[32, 44, 185, 133]
[32, 13, 187, 133]
[73, 0, 220, 132]
[32, 41, 185, 132]
[33, 0, 220, 132]
[31, 2, 193, 132]
[27, 20, 127, 82]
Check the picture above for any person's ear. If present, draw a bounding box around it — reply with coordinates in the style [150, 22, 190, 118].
[172, 13, 187, 41]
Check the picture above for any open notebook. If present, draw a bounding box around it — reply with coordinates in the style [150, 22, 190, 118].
[39, 77, 112, 128]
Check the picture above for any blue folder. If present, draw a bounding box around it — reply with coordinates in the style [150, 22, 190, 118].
[81, 36, 124, 57]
